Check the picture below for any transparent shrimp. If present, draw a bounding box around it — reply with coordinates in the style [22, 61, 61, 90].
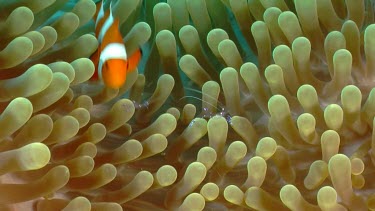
[177, 87, 233, 123]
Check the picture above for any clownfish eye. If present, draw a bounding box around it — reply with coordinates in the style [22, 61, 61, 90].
[103, 61, 110, 70]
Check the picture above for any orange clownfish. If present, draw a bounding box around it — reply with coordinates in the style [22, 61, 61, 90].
[90, 1, 142, 89]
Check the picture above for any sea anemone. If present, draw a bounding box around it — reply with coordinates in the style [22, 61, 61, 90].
[1, 0, 375, 210]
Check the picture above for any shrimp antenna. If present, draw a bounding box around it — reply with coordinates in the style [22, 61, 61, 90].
[177, 95, 224, 113]
[182, 87, 227, 110]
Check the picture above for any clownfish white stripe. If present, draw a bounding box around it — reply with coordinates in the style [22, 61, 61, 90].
[95, 1, 105, 28]
[100, 43, 127, 61]
[98, 3, 115, 43]
[97, 43, 127, 81]
[98, 58, 104, 81]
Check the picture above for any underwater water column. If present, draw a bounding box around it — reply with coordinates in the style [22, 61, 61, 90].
[1, 0, 375, 210]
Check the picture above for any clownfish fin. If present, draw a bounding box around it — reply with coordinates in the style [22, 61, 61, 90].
[89, 47, 101, 81]
[127, 48, 142, 72]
